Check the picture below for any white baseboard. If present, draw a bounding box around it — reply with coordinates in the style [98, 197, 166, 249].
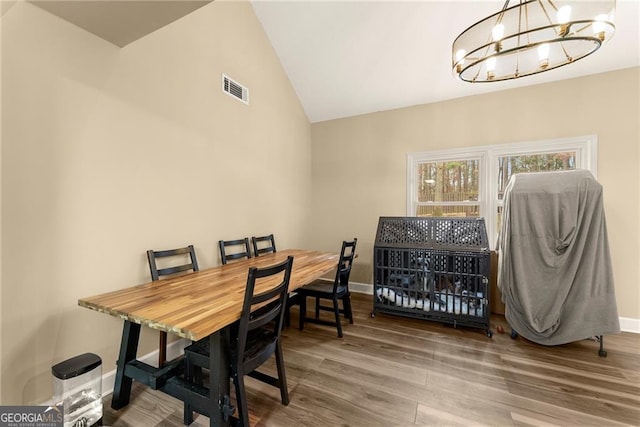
[619, 317, 640, 334]
[310, 279, 373, 295]
[349, 281, 373, 295]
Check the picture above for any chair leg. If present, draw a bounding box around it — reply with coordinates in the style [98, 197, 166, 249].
[344, 293, 354, 324]
[183, 355, 204, 425]
[159, 331, 167, 367]
[275, 341, 289, 406]
[184, 358, 194, 425]
[184, 404, 194, 425]
[315, 297, 320, 320]
[333, 298, 343, 338]
[234, 371, 250, 427]
[299, 296, 306, 331]
[284, 302, 291, 328]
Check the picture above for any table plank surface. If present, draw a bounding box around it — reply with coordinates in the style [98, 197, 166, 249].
[78, 249, 338, 341]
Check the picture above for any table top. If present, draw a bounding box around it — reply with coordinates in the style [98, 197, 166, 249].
[78, 249, 339, 340]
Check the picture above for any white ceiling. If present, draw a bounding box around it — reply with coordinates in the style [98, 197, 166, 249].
[25, 0, 640, 123]
[251, 0, 640, 123]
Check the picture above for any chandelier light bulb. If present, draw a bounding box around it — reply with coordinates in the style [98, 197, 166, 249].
[486, 57, 496, 71]
[538, 43, 550, 69]
[486, 57, 496, 80]
[593, 14, 609, 41]
[492, 24, 505, 51]
[492, 24, 505, 41]
[557, 5, 572, 36]
[455, 49, 466, 73]
[557, 5, 572, 23]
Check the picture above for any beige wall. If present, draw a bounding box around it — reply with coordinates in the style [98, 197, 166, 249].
[2, 0, 638, 408]
[0, 3, 4, 405]
[310, 67, 640, 321]
[1, 1, 311, 404]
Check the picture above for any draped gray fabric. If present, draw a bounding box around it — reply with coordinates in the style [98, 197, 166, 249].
[497, 170, 619, 345]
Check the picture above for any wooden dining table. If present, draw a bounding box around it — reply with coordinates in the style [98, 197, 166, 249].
[78, 249, 340, 427]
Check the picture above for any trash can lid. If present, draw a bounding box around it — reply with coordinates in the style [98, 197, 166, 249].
[52, 353, 102, 380]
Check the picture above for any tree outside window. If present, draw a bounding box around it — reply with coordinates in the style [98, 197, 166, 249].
[416, 159, 480, 218]
[408, 136, 596, 248]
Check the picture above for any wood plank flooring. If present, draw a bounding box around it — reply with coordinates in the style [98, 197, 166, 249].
[102, 292, 640, 426]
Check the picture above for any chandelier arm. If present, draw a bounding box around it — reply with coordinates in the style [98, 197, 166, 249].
[497, 0, 511, 24]
[474, 4, 511, 82]
[536, 0, 555, 29]
[546, 0, 559, 13]
[525, 1, 530, 46]
[515, 2, 526, 77]
[494, 4, 508, 48]
[538, 0, 573, 61]
[572, 22, 593, 34]
[472, 58, 483, 82]
[558, 39, 573, 62]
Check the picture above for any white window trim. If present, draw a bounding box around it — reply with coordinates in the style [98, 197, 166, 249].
[407, 135, 598, 249]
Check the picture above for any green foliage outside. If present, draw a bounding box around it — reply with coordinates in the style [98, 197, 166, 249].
[416, 152, 576, 217]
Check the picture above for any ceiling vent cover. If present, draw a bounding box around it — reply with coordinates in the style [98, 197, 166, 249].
[222, 74, 249, 104]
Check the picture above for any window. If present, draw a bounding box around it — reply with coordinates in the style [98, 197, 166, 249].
[410, 150, 486, 220]
[408, 135, 597, 248]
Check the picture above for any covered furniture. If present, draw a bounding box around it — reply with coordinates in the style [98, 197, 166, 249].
[497, 170, 619, 354]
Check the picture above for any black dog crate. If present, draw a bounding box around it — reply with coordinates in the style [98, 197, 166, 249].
[372, 217, 492, 337]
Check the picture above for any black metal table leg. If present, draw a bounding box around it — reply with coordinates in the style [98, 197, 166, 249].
[112, 321, 141, 409]
[209, 329, 232, 427]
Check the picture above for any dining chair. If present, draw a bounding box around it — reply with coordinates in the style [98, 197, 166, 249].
[184, 256, 294, 426]
[252, 234, 297, 327]
[297, 239, 357, 338]
[219, 237, 252, 265]
[251, 233, 286, 322]
[251, 234, 277, 257]
[146, 244, 199, 367]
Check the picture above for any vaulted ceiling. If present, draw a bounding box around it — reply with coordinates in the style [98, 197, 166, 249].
[251, 0, 640, 122]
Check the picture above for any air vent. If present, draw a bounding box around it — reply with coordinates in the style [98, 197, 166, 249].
[222, 74, 249, 104]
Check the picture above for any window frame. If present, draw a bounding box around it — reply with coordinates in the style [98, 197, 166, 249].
[407, 147, 488, 222]
[407, 135, 598, 248]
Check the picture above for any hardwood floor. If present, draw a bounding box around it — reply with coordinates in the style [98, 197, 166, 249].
[102, 292, 640, 426]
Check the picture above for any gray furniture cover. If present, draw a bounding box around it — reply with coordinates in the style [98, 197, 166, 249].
[497, 170, 620, 345]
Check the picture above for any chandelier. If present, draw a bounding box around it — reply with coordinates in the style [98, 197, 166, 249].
[452, 0, 616, 82]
